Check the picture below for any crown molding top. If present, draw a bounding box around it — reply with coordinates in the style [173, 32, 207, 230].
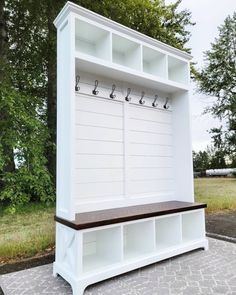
[54, 1, 192, 61]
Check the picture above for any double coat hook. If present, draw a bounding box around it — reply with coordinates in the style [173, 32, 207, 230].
[92, 80, 99, 95]
[125, 88, 132, 102]
[139, 91, 145, 105]
[75, 75, 80, 91]
[152, 95, 158, 107]
[110, 84, 116, 99]
[164, 97, 170, 109]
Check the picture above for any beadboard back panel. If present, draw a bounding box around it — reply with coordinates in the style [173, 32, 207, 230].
[74, 73, 175, 212]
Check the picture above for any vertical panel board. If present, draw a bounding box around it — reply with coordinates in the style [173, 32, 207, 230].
[57, 19, 74, 219]
[74, 94, 125, 203]
[172, 92, 194, 202]
[74, 83, 175, 210]
[127, 104, 174, 198]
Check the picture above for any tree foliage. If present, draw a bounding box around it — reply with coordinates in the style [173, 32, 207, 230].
[193, 150, 210, 171]
[0, 0, 194, 208]
[195, 13, 236, 165]
[193, 145, 227, 171]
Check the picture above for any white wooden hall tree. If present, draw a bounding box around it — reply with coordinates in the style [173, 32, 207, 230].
[53, 2, 208, 295]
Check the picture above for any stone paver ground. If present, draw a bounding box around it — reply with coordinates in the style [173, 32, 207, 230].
[1, 238, 236, 295]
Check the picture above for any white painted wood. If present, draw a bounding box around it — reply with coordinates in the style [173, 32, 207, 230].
[56, 14, 76, 220]
[168, 56, 189, 84]
[75, 140, 123, 155]
[74, 154, 124, 169]
[130, 143, 173, 157]
[182, 210, 205, 243]
[54, 3, 207, 295]
[129, 104, 172, 124]
[129, 131, 173, 146]
[75, 110, 123, 130]
[75, 125, 123, 141]
[54, 210, 208, 295]
[75, 94, 123, 115]
[112, 34, 142, 71]
[75, 19, 111, 61]
[129, 118, 172, 135]
[82, 226, 122, 273]
[75, 53, 189, 93]
[123, 219, 156, 260]
[75, 168, 123, 183]
[129, 167, 174, 180]
[74, 181, 124, 199]
[128, 179, 174, 195]
[143, 45, 167, 78]
[172, 91, 194, 202]
[155, 214, 182, 251]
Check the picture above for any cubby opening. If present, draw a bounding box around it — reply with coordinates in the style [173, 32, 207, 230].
[123, 220, 155, 260]
[82, 226, 122, 273]
[75, 19, 111, 61]
[182, 211, 204, 243]
[112, 34, 141, 71]
[143, 46, 167, 78]
[168, 56, 188, 84]
[155, 215, 181, 251]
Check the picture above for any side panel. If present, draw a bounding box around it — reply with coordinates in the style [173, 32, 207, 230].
[172, 89, 194, 202]
[56, 15, 75, 220]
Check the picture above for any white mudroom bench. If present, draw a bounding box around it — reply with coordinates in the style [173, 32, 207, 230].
[53, 2, 208, 295]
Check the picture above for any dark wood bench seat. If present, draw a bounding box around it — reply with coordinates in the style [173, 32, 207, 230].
[55, 201, 207, 230]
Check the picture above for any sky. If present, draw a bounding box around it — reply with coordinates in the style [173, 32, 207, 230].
[166, 0, 236, 151]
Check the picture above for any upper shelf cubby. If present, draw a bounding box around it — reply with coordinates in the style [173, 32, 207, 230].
[75, 19, 111, 61]
[143, 46, 167, 78]
[112, 34, 141, 71]
[168, 56, 189, 84]
[74, 17, 190, 91]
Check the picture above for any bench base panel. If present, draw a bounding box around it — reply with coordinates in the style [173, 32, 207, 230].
[54, 208, 208, 295]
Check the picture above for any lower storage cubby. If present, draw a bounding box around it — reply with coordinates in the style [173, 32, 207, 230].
[155, 215, 182, 251]
[182, 210, 205, 243]
[123, 220, 155, 260]
[82, 226, 122, 273]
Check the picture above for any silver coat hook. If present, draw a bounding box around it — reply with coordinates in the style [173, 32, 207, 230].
[152, 95, 158, 107]
[164, 97, 170, 109]
[139, 91, 145, 105]
[75, 75, 80, 91]
[110, 84, 116, 99]
[92, 80, 99, 95]
[125, 88, 132, 102]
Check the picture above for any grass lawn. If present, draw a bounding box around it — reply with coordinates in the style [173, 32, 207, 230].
[0, 203, 55, 263]
[194, 177, 236, 213]
[0, 177, 236, 263]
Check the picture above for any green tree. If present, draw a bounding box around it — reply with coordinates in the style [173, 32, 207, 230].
[193, 150, 210, 171]
[0, 0, 15, 190]
[1, 0, 194, 207]
[196, 13, 236, 166]
[0, 0, 55, 207]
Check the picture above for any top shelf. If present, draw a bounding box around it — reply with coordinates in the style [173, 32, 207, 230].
[75, 18, 189, 91]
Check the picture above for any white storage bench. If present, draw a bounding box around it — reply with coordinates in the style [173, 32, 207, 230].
[53, 2, 208, 294]
[54, 201, 208, 295]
